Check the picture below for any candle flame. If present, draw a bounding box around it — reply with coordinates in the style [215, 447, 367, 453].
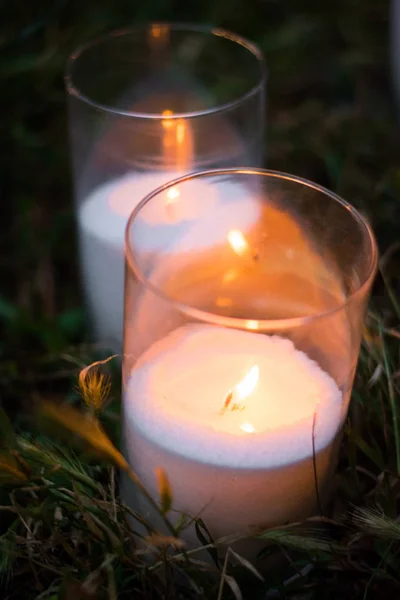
[235, 365, 259, 401]
[240, 422, 256, 434]
[152, 25, 162, 38]
[228, 229, 248, 256]
[221, 365, 259, 414]
[162, 109, 174, 129]
[161, 110, 193, 170]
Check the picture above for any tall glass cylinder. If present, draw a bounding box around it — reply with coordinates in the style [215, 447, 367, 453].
[65, 24, 266, 351]
[123, 168, 377, 554]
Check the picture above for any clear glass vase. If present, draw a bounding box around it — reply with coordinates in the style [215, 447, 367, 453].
[123, 168, 377, 557]
[65, 24, 266, 352]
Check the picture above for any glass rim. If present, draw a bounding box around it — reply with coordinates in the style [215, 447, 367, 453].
[65, 22, 266, 120]
[125, 168, 378, 331]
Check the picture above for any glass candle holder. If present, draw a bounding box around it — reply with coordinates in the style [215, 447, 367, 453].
[123, 168, 377, 555]
[65, 24, 266, 352]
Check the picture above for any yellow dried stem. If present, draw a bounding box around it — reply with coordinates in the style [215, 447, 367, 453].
[154, 466, 173, 514]
[145, 534, 185, 550]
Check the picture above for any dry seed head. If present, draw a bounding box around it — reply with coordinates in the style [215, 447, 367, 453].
[78, 355, 117, 412]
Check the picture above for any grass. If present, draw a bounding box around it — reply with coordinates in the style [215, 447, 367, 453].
[1, 0, 400, 598]
[1, 310, 400, 600]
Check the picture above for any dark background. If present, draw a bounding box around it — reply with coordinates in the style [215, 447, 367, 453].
[1, 0, 398, 366]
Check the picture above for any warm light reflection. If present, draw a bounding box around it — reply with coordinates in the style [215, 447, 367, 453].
[216, 297, 233, 308]
[149, 24, 169, 47]
[162, 109, 174, 129]
[240, 422, 256, 434]
[235, 365, 259, 402]
[245, 320, 259, 331]
[222, 269, 238, 284]
[166, 187, 180, 204]
[151, 24, 169, 38]
[228, 229, 248, 256]
[165, 187, 180, 221]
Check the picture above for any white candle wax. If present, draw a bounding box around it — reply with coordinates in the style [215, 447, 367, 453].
[77, 174, 260, 351]
[124, 324, 343, 543]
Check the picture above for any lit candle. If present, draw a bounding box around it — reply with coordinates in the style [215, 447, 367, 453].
[77, 114, 259, 351]
[123, 324, 343, 544]
[79, 175, 260, 351]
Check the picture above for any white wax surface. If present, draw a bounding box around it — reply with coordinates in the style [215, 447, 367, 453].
[125, 325, 343, 469]
[77, 173, 260, 350]
[123, 324, 344, 544]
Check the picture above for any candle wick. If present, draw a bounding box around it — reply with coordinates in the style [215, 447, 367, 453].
[220, 390, 245, 415]
[220, 390, 233, 414]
